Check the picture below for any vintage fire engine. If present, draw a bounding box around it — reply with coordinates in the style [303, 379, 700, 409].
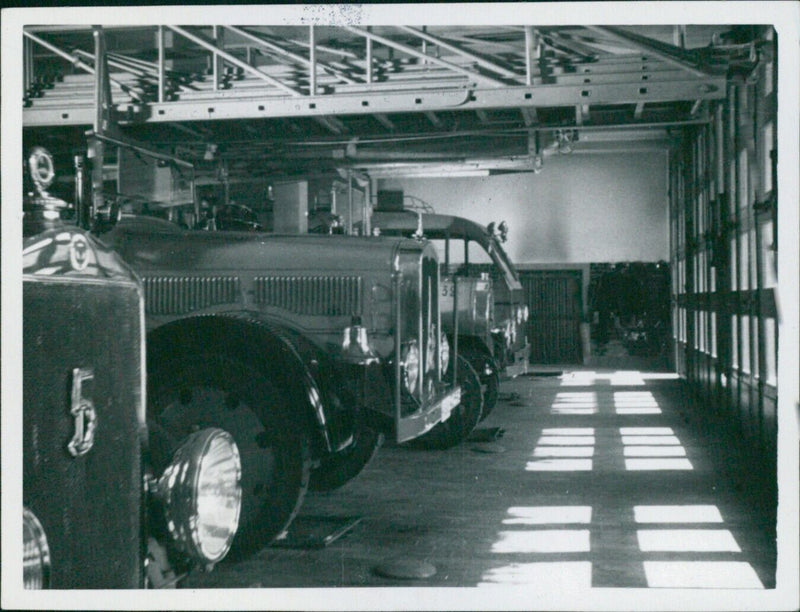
[103, 206, 461, 555]
[22, 148, 243, 588]
[371, 211, 530, 420]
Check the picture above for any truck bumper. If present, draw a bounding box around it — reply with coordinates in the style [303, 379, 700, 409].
[502, 341, 531, 379]
[396, 386, 462, 443]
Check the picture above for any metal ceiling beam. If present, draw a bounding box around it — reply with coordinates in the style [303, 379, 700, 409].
[315, 115, 347, 135]
[395, 26, 519, 79]
[374, 113, 395, 130]
[24, 74, 725, 127]
[23, 30, 144, 101]
[341, 25, 507, 87]
[584, 26, 717, 78]
[227, 25, 358, 86]
[520, 107, 538, 126]
[424, 111, 442, 127]
[537, 31, 604, 59]
[166, 25, 303, 97]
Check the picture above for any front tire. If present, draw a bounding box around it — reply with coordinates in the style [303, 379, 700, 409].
[410, 355, 484, 450]
[309, 424, 384, 491]
[148, 350, 311, 557]
[478, 359, 500, 421]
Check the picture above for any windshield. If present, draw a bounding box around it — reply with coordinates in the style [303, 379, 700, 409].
[428, 236, 520, 290]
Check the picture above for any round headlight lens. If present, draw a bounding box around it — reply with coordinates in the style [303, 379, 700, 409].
[440, 333, 450, 375]
[23, 508, 51, 589]
[402, 342, 420, 394]
[158, 428, 242, 566]
[516, 306, 524, 325]
[523, 305, 530, 322]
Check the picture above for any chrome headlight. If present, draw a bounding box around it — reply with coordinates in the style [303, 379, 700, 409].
[505, 320, 513, 348]
[440, 333, 450, 375]
[401, 341, 420, 394]
[516, 306, 524, 325]
[523, 305, 530, 322]
[23, 508, 51, 589]
[510, 318, 517, 344]
[157, 428, 242, 566]
[425, 328, 437, 373]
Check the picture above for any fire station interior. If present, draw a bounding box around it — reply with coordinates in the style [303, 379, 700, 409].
[15, 15, 798, 605]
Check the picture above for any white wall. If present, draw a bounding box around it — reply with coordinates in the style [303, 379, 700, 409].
[379, 152, 669, 265]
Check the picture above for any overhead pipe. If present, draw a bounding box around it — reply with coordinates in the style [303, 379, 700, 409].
[167, 25, 303, 96]
[73, 49, 150, 78]
[90, 132, 195, 169]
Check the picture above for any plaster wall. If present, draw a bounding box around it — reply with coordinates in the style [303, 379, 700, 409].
[378, 152, 669, 265]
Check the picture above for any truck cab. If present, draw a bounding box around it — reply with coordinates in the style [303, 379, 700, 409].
[371, 210, 531, 418]
[103, 208, 461, 554]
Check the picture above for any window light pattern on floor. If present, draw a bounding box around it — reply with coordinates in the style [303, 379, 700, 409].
[480, 371, 765, 590]
[481, 506, 594, 586]
[634, 504, 763, 589]
[614, 391, 662, 414]
[559, 370, 672, 386]
[551, 392, 598, 415]
[621, 427, 693, 470]
[527, 427, 595, 471]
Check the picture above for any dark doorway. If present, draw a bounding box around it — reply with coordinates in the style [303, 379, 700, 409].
[520, 270, 583, 364]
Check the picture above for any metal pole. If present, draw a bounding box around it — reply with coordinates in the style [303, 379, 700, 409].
[347, 168, 354, 234]
[366, 27, 373, 85]
[157, 26, 165, 103]
[309, 25, 317, 96]
[213, 26, 220, 92]
[524, 27, 534, 86]
[452, 276, 459, 385]
[364, 176, 372, 236]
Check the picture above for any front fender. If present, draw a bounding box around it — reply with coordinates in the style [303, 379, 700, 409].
[146, 314, 351, 459]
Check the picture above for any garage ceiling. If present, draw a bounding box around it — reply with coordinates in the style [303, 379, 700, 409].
[22, 24, 763, 179]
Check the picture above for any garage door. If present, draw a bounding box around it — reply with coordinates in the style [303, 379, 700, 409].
[520, 270, 583, 364]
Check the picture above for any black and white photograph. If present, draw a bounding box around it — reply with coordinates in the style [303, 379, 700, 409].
[2, 2, 798, 610]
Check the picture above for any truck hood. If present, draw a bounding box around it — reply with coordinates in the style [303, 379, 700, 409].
[103, 215, 421, 274]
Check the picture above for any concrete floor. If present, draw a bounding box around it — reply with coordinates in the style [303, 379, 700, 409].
[186, 368, 777, 599]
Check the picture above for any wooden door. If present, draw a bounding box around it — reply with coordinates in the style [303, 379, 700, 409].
[520, 270, 583, 364]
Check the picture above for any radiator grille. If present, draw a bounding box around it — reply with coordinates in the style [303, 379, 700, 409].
[254, 275, 362, 316]
[24, 278, 144, 587]
[143, 276, 240, 315]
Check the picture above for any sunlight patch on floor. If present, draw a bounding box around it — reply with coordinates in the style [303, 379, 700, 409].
[491, 530, 591, 553]
[637, 529, 741, 552]
[478, 561, 593, 588]
[642, 561, 763, 588]
[634, 505, 723, 523]
[502, 506, 592, 525]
